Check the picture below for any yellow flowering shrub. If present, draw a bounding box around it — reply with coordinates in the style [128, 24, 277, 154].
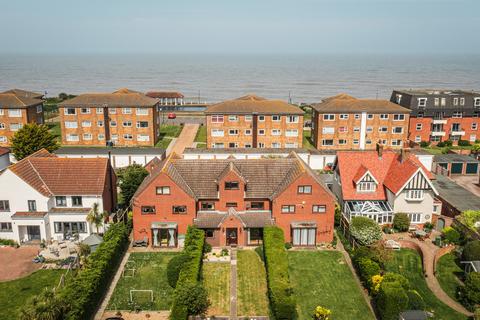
[371, 274, 384, 294]
[313, 305, 332, 320]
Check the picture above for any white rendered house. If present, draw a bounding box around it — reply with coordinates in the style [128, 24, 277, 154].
[332, 147, 441, 227]
[0, 149, 116, 243]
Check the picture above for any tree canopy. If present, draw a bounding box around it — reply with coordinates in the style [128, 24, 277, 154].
[118, 164, 149, 206]
[11, 123, 59, 160]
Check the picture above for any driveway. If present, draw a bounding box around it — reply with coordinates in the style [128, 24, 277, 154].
[0, 245, 41, 281]
[167, 123, 199, 156]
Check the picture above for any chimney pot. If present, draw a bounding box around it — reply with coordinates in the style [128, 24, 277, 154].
[376, 142, 384, 158]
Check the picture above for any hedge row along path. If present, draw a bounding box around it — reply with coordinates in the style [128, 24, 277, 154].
[384, 233, 473, 317]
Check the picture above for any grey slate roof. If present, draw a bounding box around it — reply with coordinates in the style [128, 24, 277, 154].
[432, 174, 480, 212]
[433, 154, 480, 164]
[194, 210, 274, 228]
[134, 152, 334, 201]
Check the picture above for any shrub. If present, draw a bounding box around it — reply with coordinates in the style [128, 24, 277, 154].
[407, 289, 426, 310]
[382, 272, 410, 290]
[263, 226, 297, 320]
[371, 274, 383, 294]
[419, 141, 430, 148]
[334, 204, 342, 227]
[352, 246, 376, 263]
[460, 272, 480, 311]
[393, 213, 410, 232]
[463, 240, 480, 261]
[203, 242, 212, 254]
[375, 281, 409, 320]
[424, 222, 434, 231]
[313, 305, 332, 320]
[284, 242, 293, 250]
[356, 258, 381, 286]
[458, 210, 480, 231]
[170, 226, 205, 320]
[458, 140, 471, 147]
[349, 216, 382, 246]
[444, 140, 453, 147]
[56, 222, 130, 320]
[167, 254, 192, 288]
[0, 238, 17, 246]
[174, 282, 209, 316]
[437, 142, 446, 148]
[442, 226, 461, 244]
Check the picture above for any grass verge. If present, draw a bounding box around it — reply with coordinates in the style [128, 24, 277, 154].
[288, 250, 374, 320]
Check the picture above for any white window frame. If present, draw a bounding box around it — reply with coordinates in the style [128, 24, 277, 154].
[406, 189, 424, 201]
[211, 129, 224, 137]
[80, 107, 91, 114]
[285, 129, 298, 137]
[83, 133, 92, 140]
[228, 115, 239, 122]
[66, 134, 79, 142]
[418, 98, 427, 107]
[122, 121, 132, 127]
[339, 114, 349, 120]
[96, 107, 103, 114]
[81, 121, 92, 127]
[472, 123, 478, 130]
[272, 115, 281, 122]
[271, 129, 281, 136]
[408, 213, 421, 223]
[245, 129, 252, 136]
[392, 127, 404, 134]
[136, 108, 149, 115]
[211, 115, 224, 123]
[228, 129, 239, 136]
[245, 115, 252, 122]
[8, 109, 22, 117]
[137, 134, 150, 142]
[323, 114, 335, 121]
[321, 139, 334, 146]
[64, 108, 76, 115]
[393, 114, 405, 121]
[286, 115, 299, 123]
[122, 108, 132, 114]
[378, 127, 388, 133]
[64, 121, 78, 129]
[416, 123, 422, 130]
[258, 129, 265, 135]
[380, 114, 389, 120]
[475, 98, 480, 107]
[258, 115, 265, 122]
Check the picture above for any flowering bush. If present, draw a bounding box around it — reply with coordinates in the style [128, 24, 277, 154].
[313, 306, 332, 320]
[371, 274, 384, 294]
[350, 216, 382, 246]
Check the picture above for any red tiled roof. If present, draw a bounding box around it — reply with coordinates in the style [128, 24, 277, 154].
[0, 147, 10, 157]
[336, 150, 434, 201]
[353, 165, 370, 184]
[12, 211, 47, 218]
[9, 149, 109, 196]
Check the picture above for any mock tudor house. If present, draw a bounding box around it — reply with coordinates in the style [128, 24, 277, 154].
[391, 89, 480, 145]
[132, 152, 335, 247]
[59, 88, 160, 146]
[332, 146, 441, 227]
[311, 94, 411, 150]
[205, 95, 304, 149]
[0, 149, 116, 244]
[0, 89, 45, 147]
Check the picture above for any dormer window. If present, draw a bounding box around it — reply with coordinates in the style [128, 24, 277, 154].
[418, 98, 427, 107]
[475, 98, 480, 107]
[225, 181, 239, 190]
[356, 182, 376, 192]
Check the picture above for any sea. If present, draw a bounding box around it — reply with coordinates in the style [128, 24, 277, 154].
[0, 53, 479, 104]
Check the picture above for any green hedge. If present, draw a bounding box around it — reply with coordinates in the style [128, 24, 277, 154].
[263, 226, 296, 320]
[59, 222, 130, 320]
[170, 226, 205, 320]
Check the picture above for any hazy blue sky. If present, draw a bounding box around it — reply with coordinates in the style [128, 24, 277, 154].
[1, 0, 479, 54]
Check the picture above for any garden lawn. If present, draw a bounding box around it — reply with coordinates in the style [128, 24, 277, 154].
[237, 250, 269, 316]
[47, 122, 61, 141]
[288, 251, 374, 320]
[302, 130, 315, 150]
[107, 252, 178, 311]
[385, 249, 467, 320]
[436, 253, 464, 301]
[194, 125, 207, 143]
[203, 262, 230, 316]
[156, 124, 183, 149]
[0, 269, 64, 319]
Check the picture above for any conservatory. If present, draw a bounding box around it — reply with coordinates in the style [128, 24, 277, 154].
[344, 200, 394, 224]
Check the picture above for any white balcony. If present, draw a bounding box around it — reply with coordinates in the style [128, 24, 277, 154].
[432, 119, 447, 125]
[431, 131, 446, 137]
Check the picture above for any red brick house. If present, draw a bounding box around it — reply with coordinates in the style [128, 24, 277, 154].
[132, 152, 335, 247]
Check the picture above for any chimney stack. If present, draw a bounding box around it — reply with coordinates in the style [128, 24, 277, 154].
[376, 142, 384, 159]
[400, 147, 411, 163]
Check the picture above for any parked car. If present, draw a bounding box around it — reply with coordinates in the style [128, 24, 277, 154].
[168, 113, 176, 119]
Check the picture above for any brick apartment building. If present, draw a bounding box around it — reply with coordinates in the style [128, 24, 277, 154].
[205, 95, 304, 149]
[391, 89, 480, 145]
[0, 89, 44, 147]
[59, 89, 160, 146]
[311, 94, 411, 150]
[132, 152, 335, 247]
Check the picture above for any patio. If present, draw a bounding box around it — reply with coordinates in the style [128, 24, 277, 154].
[39, 240, 79, 260]
[0, 245, 41, 281]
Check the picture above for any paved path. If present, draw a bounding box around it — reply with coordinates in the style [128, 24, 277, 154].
[94, 251, 131, 320]
[385, 233, 472, 317]
[167, 123, 199, 156]
[230, 248, 238, 320]
[335, 232, 377, 319]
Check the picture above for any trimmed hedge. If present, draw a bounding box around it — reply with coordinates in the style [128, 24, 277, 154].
[59, 222, 130, 320]
[375, 281, 409, 320]
[263, 226, 297, 320]
[356, 257, 380, 286]
[167, 254, 192, 288]
[463, 240, 480, 261]
[170, 226, 205, 320]
[393, 213, 410, 232]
